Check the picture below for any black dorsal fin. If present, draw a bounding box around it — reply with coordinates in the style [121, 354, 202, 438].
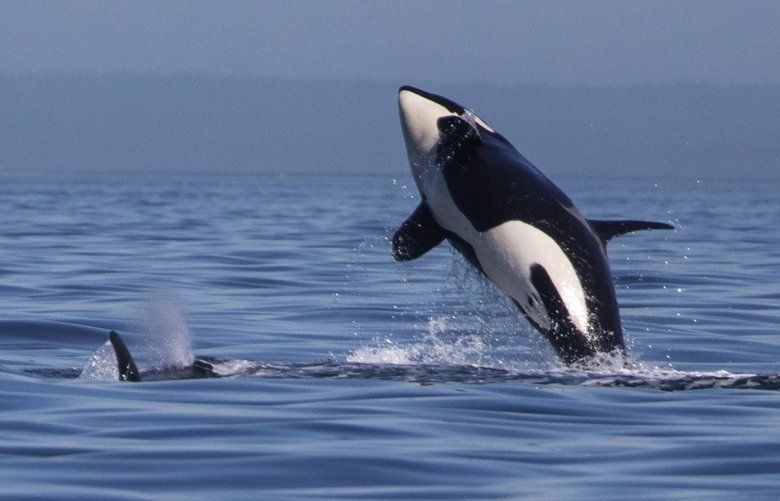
[109, 331, 141, 382]
[392, 202, 446, 261]
[588, 219, 674, 245]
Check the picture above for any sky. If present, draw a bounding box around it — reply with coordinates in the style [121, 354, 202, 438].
[0, 1, 777, 179]
[0, 0, 778, 85]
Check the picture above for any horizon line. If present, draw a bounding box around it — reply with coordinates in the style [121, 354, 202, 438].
[0, 71, 777, 90]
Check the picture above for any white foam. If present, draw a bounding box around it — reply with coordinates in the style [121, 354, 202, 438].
[210, 359, 256, 377]
[555, 352, 757, 390]
[347, 316, 522, 369]
[346, 309, 757, 389]
[79, 341, 119, 382]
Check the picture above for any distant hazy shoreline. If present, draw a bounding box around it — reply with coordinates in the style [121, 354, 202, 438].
[1, 74, 777, 180]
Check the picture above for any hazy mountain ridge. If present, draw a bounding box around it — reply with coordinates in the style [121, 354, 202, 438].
[0, 74, 777, 180]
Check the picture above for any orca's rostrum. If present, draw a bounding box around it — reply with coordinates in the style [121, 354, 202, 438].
[393, 86, 673, 365]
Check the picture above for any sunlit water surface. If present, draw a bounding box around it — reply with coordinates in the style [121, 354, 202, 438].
[1, 174, 779, 498]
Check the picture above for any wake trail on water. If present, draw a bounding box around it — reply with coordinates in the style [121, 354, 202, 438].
[70, 309, 780, 391]
[7, 293, 765, 391]
[342, 316, 771, 391]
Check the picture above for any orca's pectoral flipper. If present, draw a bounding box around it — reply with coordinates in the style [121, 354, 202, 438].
[392, 202, 446, 261]
[589, 219, 674, 246]
[109, 331, 141, 382]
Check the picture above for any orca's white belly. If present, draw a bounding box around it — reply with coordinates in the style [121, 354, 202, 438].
[425, 172, 589, 334]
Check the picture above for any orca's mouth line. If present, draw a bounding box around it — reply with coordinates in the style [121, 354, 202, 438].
[399, 85, 466, 115]
[399, 86, 493, 134]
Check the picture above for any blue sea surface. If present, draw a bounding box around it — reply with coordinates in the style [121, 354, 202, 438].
[1, 174, 779, 498]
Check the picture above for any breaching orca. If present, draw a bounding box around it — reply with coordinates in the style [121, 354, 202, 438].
[393, 86, 673, 365]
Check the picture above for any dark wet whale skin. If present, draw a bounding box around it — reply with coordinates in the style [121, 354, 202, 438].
[434, 113, 624, 363]
[394, 87, 671, 364]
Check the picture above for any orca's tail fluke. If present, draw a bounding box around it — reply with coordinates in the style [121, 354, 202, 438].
[109, 331, 141, 382]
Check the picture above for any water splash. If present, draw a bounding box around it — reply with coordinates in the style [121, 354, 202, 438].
[77, 298, 195, 381]
[79, 340, 119, 382]
[347, 315, 525, 370]
[141, 297, 195, 369]
[62, 323, 778, 390]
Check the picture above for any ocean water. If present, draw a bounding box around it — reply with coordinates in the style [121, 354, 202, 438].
[1, 174, 779, 498]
